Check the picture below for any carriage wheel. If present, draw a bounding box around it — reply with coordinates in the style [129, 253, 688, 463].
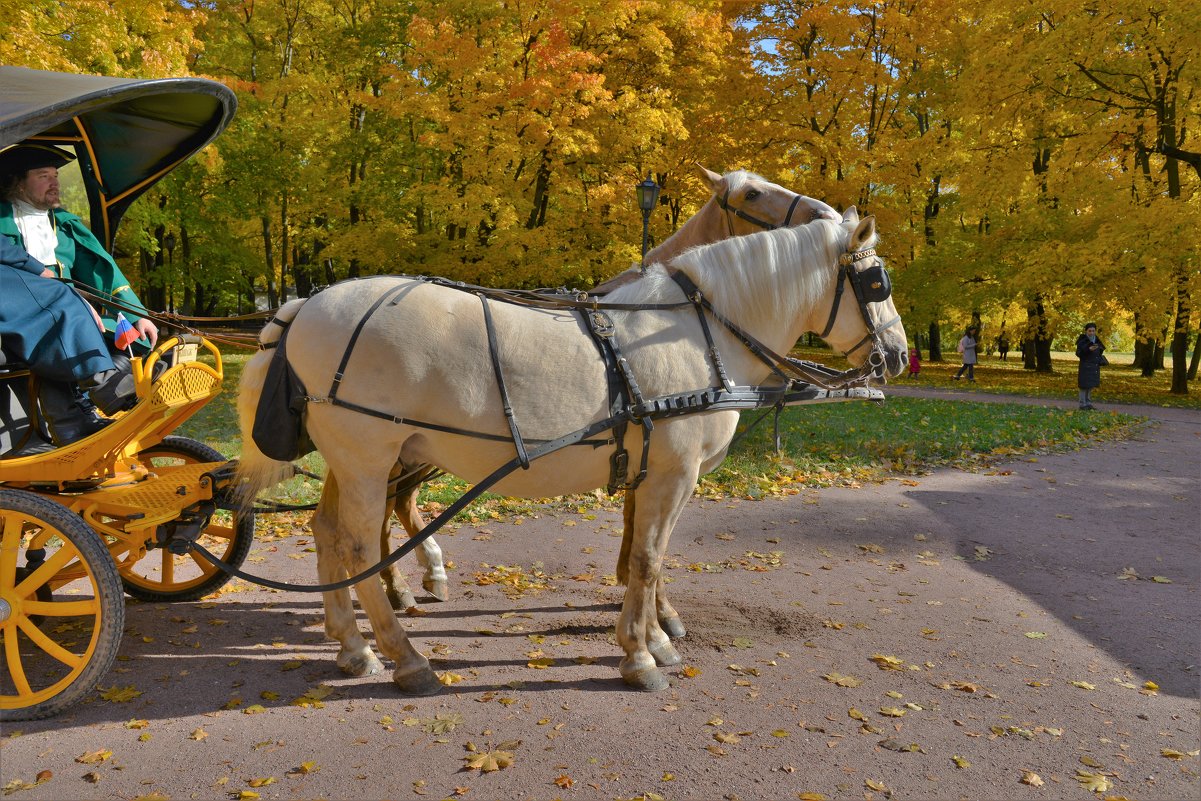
[0, 489, 125, 721]
[119, 437, 255, 603]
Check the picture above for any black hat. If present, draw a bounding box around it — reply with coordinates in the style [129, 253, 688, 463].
[0, 143, 76, 176]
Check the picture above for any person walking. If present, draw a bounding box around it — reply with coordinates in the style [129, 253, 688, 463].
[907, 347, 921, 378]
[953, 326, 979, 381]
[1075, 322, 1106, 410]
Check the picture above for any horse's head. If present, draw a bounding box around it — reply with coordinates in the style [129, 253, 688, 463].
[810, 207, 908, 382]
[698, 165, 840, 235]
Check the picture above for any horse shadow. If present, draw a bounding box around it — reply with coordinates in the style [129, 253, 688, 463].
[11, 595, 632, 733]
[897, 486, 1198, 698]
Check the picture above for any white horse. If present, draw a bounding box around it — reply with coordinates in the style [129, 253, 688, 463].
[376, 165, 841, 611]
[236, 208, 907, 694]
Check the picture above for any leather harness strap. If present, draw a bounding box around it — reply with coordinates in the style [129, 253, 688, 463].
[479, 294, 530, 469]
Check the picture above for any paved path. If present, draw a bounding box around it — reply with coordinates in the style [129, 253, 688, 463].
[2, 389, 1198, 801]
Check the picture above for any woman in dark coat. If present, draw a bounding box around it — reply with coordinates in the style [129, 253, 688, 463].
[1075, 322, 1106, 410]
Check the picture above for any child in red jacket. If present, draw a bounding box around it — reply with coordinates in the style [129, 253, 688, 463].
[908, 348, 921, 378]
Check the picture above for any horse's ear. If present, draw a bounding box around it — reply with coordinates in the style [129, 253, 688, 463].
[697, 164, 725, 194]
[842, 205, 860, 225]
[851, 215, 877, 249]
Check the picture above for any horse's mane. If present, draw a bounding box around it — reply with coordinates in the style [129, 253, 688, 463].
[633, 218, 868, 323]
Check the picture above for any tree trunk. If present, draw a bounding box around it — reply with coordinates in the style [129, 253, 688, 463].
[1187, 331, 1200, 381]
[261, 215, 277, 309]
[1170, 269, 1192, 394]
[927, 321, 942, 361]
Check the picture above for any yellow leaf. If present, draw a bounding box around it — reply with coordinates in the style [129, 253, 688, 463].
[98, 685, 142, 703]
[1161, 749, 1193, 759]
[1075, 770, 1110, 793]
[526, 658, 555, 669]
[865, 779, 887, 791]
[714, 732, 741, 744]
[247, 778, 275, 788]
[797, 794, 827, 801]
[243, 704, 267, 715]
[75, 749, 113, 765]
[662, 772, 675, 781]
[952, 755, 970, 769]
[554, 774, 574, 788]
[821, 672, 862, 687]
[681, 665, 701, 678]
[771, 730, 790, 738]
[1143, 680, 1159, 691]
[438, 672, 465, 685]
[870, 654, 905, 670]
[879, 707, 906, 717]
[1070, 680, 1096, 690]
[1020, 771, 1044, 787]
[131, 794, 170, 801]
[236, 792, 260, 801]
[849, 708, 868, 721]
[124, 719, 149, 729]
[1150, 576, 1172, 583]
[292, 761, 319, 775]
[189, 728, 208, 741]
[463, 750, 515, 772]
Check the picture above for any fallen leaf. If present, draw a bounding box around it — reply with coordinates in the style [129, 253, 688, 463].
[714, 732, 741, 744]
[75, 749, 113, 765]
[554, 774, 574, 789]
[879, 707, 906, 717]
[797, 794, 827, 801]
[1070, 680, 1096, 691]
[189, 728, 208, 741]
[463, 750, 515, 773]
[98, 686, 142, 703]
[822, 672, 862, 688]
[870, 654, 906, 671]
[1020, 771, 1044, 787]
[1075, 770, 1110, 793]
[291, 762, 319, 774]
[1024, 632, 1047, 639]
[247, 778, 276, 787]
[952, 755, 970, 769]
[438, 672, 465, 686]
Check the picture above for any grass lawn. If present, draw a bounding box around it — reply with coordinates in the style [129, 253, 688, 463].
[177, 348, 1152, 524]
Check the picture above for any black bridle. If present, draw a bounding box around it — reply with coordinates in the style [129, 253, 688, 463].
[717, 188, 806, 235]
[818, 246, 902, 366]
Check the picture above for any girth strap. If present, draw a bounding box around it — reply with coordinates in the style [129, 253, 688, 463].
[479, 294, 530, 469]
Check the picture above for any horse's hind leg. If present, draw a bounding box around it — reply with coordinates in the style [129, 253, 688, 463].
[619, 491, 685, 639]
[395, 466, 449, 601]
[379, 465, 418, 611]
[313, 476, 383, 677]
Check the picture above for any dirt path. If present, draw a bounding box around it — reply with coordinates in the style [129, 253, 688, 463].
[3, 389, 1198, 801]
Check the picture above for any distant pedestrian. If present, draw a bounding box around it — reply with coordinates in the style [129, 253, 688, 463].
[1075, 322, 1107, 410]
[997, 333, 1010, 361]
[953, 326, 978, 381]
[908, 347, 921, 378]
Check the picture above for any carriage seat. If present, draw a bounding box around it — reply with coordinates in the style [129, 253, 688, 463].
[0, 362, 55, 458]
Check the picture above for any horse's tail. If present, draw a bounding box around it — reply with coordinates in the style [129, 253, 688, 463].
[234, 298, 309, 509]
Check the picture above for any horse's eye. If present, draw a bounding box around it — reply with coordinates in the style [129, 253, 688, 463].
[745, 189, 761, 201]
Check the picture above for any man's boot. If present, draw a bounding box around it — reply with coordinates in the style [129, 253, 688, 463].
[82, 353, 138, 415]
[37, 380, 112, 446]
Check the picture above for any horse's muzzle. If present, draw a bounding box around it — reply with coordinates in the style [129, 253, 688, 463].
[874, 346, 907, 381]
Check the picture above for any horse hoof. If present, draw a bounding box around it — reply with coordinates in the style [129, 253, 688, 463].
[338, 649, 383, 677]
[423, 578, 450, 602]
[660, 616, 687, 639]
[393, 666, 442, 696]
[649, 640, 682, 667]
[621, 665, 670, 692]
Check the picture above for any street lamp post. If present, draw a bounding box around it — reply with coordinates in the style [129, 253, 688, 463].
[636, 174, 660, 267]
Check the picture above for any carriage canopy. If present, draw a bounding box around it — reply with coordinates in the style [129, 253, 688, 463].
[0, 66, 237, 250]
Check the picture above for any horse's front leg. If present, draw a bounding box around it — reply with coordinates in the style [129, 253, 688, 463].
[619, 491, 686, 639]
[335, 472, 441, 696]
[312, 476, 383, 677]
[617, 472, 694, 691]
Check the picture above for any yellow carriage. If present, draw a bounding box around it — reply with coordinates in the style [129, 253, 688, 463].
[0, 67, 250, 720]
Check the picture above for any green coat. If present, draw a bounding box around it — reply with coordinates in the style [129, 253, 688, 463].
[0, 201, 150, 347]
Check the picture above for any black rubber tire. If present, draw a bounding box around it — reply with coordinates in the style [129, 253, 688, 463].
[120, 436, 255, 602]
[0, 489, 125, 721]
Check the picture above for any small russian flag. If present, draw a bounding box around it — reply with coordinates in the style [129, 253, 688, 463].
[114, 312, 139, 351]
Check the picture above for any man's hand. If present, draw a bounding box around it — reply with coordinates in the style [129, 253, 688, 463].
[134, 317, 159, 348]
[39, 267, 54, 278]
[88, 304, 104, 332]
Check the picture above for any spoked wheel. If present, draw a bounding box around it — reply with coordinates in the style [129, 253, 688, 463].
[0, 489, 124, 721]
[119, 436, 255, 602]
